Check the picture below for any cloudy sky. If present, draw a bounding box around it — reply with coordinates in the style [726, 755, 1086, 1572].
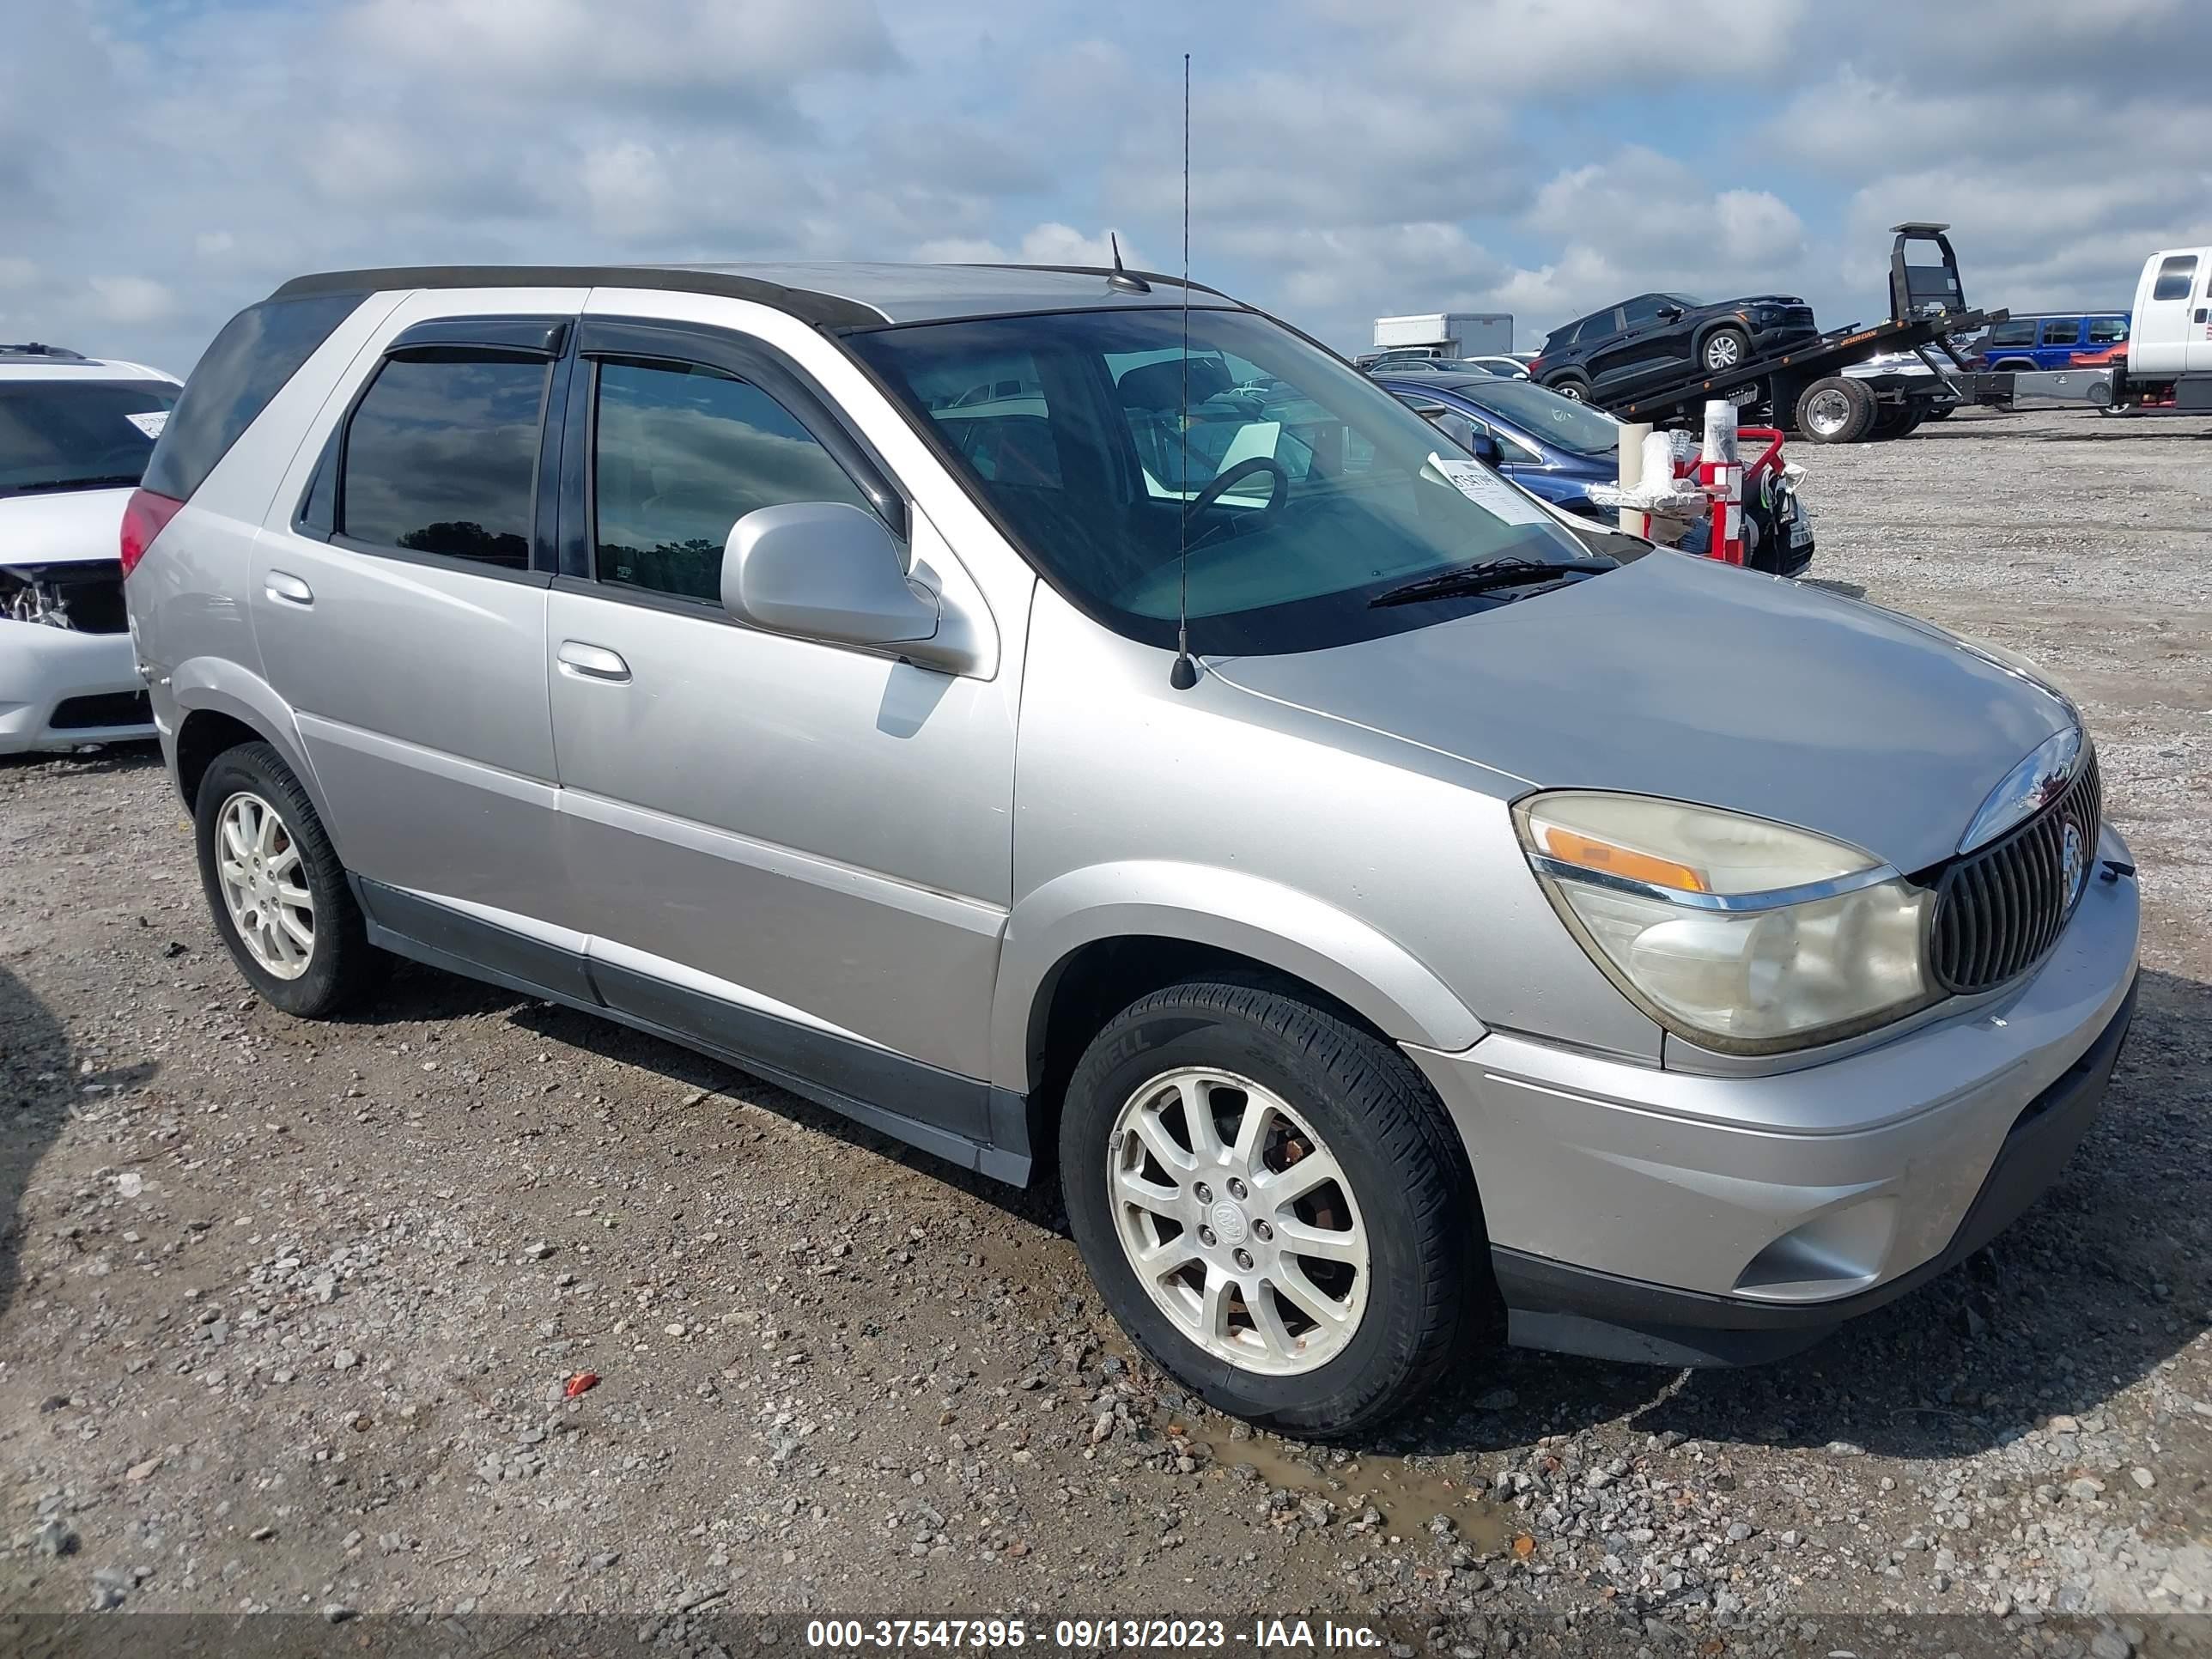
[6, 0, 2209, 375]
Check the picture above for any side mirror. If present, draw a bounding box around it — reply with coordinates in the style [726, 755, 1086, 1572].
[1656, 304, 1684, 322]
[723, 501, 939, 653]
[1466, 429, 1503, 467]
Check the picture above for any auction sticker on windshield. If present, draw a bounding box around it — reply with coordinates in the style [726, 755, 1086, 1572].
[1425, 453, 1546, 525]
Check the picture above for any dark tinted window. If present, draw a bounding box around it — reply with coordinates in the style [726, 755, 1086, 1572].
[2087, 316, 2130, 344]
[1572, 310, 1621, 344]
[592, 360, 868, 602]
[2151, 255, 2197, 301]
[1985, 319, 2036, 346]
[338, 354, 546, 568]
[1620, 294, 1668, 327]
[0, 380, 179, 496]
[2038, 318, 2083, 345]
[143, 294, 361, 501]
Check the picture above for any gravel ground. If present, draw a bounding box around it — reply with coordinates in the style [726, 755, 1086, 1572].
[3, 407, 2210, 1654]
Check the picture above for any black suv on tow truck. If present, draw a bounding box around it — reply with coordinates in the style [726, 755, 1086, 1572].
[1530, 292, 1820, 401]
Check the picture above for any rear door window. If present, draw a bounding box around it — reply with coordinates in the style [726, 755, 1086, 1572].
[2039, 318, 2084, 346]
[2151, 255, 2197, 301]
[592, 359, 871, 604]
[337, 355, 548, 569]
[143, 293, 362, 501]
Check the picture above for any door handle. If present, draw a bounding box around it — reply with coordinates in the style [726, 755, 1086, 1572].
[557, 641, 631, 683]
[264, 571, 313, 607]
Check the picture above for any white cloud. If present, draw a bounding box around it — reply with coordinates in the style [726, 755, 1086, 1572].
[908, 224, 1152, 271]
[87, 276, 177, 325]
[1314, 0, 1811, 93]
[342, 0, 896, 103]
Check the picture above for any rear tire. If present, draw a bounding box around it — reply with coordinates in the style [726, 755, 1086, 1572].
[1545, 374, 1590, 402]
[1795, 376, 1876, 443]
[194, 743, 382, 1018]
[1060, 980, 1483, 1437]
[1869, 404, 1925, 441]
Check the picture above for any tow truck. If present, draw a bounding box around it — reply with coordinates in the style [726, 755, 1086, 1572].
[1588, 225, 2010, 443]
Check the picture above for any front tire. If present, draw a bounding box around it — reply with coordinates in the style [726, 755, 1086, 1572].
[1701, 326, 1750, 372]
[1060, 980, 1482, 1437]
[194, 743, 381, 1018]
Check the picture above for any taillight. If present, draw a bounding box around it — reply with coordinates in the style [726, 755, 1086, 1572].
[1527, 356, 1545, 375]
[119, 489, 184, 576]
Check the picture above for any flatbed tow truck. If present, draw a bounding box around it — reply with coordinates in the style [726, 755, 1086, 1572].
[1593, 225, 2014, 443]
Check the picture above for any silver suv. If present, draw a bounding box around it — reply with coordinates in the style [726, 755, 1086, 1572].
[125, 264, 2139, 1435]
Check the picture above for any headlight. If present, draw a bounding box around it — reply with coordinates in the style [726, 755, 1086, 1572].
[1515, 791, 1936, 1053]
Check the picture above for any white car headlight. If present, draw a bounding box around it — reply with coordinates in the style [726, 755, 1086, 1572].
[1514, 791, 1936, 1053]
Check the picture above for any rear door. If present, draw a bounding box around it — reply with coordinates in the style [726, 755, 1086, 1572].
[1603, 295, 1680, 385]
[2034, 317, 2084, 368]
[251, 290, 582, 962]
[1576, 308, 1629, 389]
[2131, 252, 2201, 375]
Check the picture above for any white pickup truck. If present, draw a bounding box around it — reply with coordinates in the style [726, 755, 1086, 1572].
[2108, 245, 2212, 411]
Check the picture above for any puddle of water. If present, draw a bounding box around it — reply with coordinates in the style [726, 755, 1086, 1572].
[1194, 1434, 1512, 1556]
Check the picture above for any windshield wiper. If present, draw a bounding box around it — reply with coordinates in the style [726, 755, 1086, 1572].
[1368, 556, 1610, 608]
[0, 474, 145, 497]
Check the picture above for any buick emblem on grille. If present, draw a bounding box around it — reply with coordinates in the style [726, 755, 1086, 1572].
[2061, 820, 2087, 906]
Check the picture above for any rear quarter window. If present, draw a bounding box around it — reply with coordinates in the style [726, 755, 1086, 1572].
[143, 293, 363, 501]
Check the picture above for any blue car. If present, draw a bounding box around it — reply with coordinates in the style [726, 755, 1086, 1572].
[1382, 371, 1813, 574]
[1378, 372, 1620, 520]
[1972, 312, 2130, 372]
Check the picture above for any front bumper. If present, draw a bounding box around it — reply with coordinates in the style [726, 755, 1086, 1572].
[0, 623, 153, 753]
[1408, 823, 2140, 1366]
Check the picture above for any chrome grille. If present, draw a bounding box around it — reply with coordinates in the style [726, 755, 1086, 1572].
[1929, 752, 2101, 994]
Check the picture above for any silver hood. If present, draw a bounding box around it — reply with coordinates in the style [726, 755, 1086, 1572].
[1210, 551, 2076, 877]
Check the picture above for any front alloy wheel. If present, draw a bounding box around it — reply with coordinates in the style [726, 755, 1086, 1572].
[1109, 1067, 1369, 1375]
[1060, 979, 1483, 1436]
[214, 791, 315, 978]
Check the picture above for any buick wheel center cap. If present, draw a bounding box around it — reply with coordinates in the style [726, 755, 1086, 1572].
[1209, 1201, 1249, 1245]
[2061, 820, 2087, 904]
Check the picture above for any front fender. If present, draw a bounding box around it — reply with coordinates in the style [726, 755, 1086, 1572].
[993, 860, 1486, 1091]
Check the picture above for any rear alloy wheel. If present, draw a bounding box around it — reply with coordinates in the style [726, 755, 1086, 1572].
[1548, 376, 1589, 402]
[1795, 375, 1877, 443]
[1702, 327, 1750, 372]
[194, 741, 383, 1018]
[1061, 979, 1484, 1436]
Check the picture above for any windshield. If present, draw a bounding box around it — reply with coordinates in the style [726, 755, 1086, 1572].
[1664, 294, 1705, 308]
[0, 379, 178, 497]
[850, 308, 1602, 653]
[1450, 378, 1620, 457]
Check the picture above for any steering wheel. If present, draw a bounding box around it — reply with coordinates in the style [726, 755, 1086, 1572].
[1184, 455, 1291, 550]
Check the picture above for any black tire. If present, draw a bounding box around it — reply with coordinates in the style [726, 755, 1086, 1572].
[1544, 374, 1590, 402]
[1921, 402, 1955, 421]
[1700, 326, 1751, 373]
[1060, 980, 1482, 1437]
[1990, 358, 2038, 374]
[1869, 404, 1924, 441]
[194, 742, 382, 1018]
[1794, 375, 1876, 443]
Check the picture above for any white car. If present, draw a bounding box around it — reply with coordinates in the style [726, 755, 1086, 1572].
[2, 344, 180, 752]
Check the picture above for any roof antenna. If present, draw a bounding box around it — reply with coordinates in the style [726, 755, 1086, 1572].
[1107, 234, 1150, 295]
[1168, 52, 1199, 692]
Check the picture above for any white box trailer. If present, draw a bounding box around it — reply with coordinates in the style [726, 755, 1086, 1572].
[1371, 312, 1513, 356]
